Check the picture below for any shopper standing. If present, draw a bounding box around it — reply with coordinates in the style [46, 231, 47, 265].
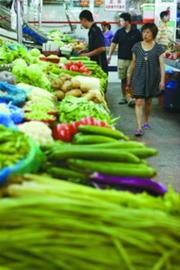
[108, 13, 142, 105]
[127, 23, 165, 136]
[101, 22, 114, 47]
[156, 11, 173, 50]
[79, 10, 108, 73]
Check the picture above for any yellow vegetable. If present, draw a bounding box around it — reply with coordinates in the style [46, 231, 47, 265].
[65, 89, 82, 97]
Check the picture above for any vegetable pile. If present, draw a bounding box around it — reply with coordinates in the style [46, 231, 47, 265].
[70, 56, 108, 91]
[19, 121, 54, 145]
[52, 117, 110, 142]
[0, 125, 30, 170]
[64, 61, 92, 75]
[58, 96, 112, 124]
[42, 125, 163, 195]
[51, 73, 104, 103]
[21, 84, 57, 122]
[0, 174, 179, 270]
[12, 60, 51, 90]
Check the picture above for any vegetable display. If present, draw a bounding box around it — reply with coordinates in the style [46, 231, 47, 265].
[64, 61, 92, 75]
[12, 61, 52, 90]
[70, 56, 108, 91]
[90, 173, 167, 196]
[0, 37, 179, 270]
[0, 175, 179, 270]
[58, 96, 112, 124]
[22, 85, 57, 122]
[52, 117, 110, 142]
[0, 125, 30, 170]
[43, 128, 158, 186]
[19, 121, 54, 145]
[51, 73, 105, 103]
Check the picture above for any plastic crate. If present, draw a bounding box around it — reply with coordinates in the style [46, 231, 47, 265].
[22, 23, 48, 45]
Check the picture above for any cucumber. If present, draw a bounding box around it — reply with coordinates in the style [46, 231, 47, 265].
[48, 148, 140, 164]
[47, 166, 87, 180]
[70, 56, 90, 61]
[123, 148, 158, 158]
[78, 125, 129, 141]
[83, 141, 145, 149]
[73, 134, 117, 144]
[68, 159, 157, 178]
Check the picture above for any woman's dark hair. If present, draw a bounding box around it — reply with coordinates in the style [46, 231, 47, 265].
[141, 23, 158, 39]
[160, 11, 169, 19]
[79, 10, 94, 22]
[102, 21, 111, 30]
[119, 13, 131, 23]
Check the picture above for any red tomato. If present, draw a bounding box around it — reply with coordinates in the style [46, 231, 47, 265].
[79, 66, 87, 72]
[69, 122, 78, 134]
[74, 121, 81, 127]
[52, 126, 59, 139]
[76, 61, 83, 68]
[79, 117, 88, 125]
[70, 65, 79, 72]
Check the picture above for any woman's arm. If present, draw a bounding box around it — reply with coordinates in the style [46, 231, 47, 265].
[159, 53, 165, 90]
[127, 53, 136, 86]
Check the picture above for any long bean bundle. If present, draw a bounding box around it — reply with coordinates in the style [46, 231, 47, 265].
[0, 174, 179, 270]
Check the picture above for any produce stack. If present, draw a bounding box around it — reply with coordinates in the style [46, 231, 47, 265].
[43, 124, 167, 196]
[0, 38, 180, 270]
[0, 175, 179, 270]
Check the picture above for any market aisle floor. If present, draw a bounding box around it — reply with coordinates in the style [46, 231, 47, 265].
[107, 83, 180, 191]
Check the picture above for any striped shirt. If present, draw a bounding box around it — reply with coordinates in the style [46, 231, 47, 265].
[131, 42, 165, 98]
[156, 22, 173, 47]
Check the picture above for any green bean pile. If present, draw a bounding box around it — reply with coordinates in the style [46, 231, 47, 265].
[0, 174, 179, 270]
[0, 125, 29, 169]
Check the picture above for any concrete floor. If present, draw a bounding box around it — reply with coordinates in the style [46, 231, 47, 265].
[107, 83, 180, 191]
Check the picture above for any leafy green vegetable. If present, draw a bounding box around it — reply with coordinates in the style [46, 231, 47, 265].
[0, 125, 30, 169]
[59, 96, 112, 124]
[12, 62, 52, 91]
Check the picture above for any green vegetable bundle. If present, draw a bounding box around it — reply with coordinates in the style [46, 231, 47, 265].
[0, 125, 30, 169]
[59, 96, 112, 124]
[0, 174, 179, 270]
[12, 61, 52, 91]
[0, 125, 44, 179]
[43, 125, 157, 181]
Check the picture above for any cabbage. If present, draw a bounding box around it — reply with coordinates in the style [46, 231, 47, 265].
[12, 58, 27, 68]
[29, 48, 41, 57]
[12, 62, 51, 90]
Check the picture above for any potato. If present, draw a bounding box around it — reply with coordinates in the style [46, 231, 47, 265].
[83, 92, 95, 100]
[59, 76, 67, 82]
[60, 73, 72, 80]
[71, 79, 80, 89]
[51, 79, 63, 90]
[56, 90, 65, 100]
[59, 73, 72, 82]
[62, 81, 72, 92]
[80, 85, 90, 93]
[65, 89, 82, 97]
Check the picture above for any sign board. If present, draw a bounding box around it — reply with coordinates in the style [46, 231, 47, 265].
[155, 0, 177, 40]
[105, 0, 125, 11]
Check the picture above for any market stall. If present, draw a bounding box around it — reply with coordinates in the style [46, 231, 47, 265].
[0, 0, 180, 267]
[0, 36, 180, 269]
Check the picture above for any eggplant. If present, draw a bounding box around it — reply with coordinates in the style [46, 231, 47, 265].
[90, 173, 167, 196]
